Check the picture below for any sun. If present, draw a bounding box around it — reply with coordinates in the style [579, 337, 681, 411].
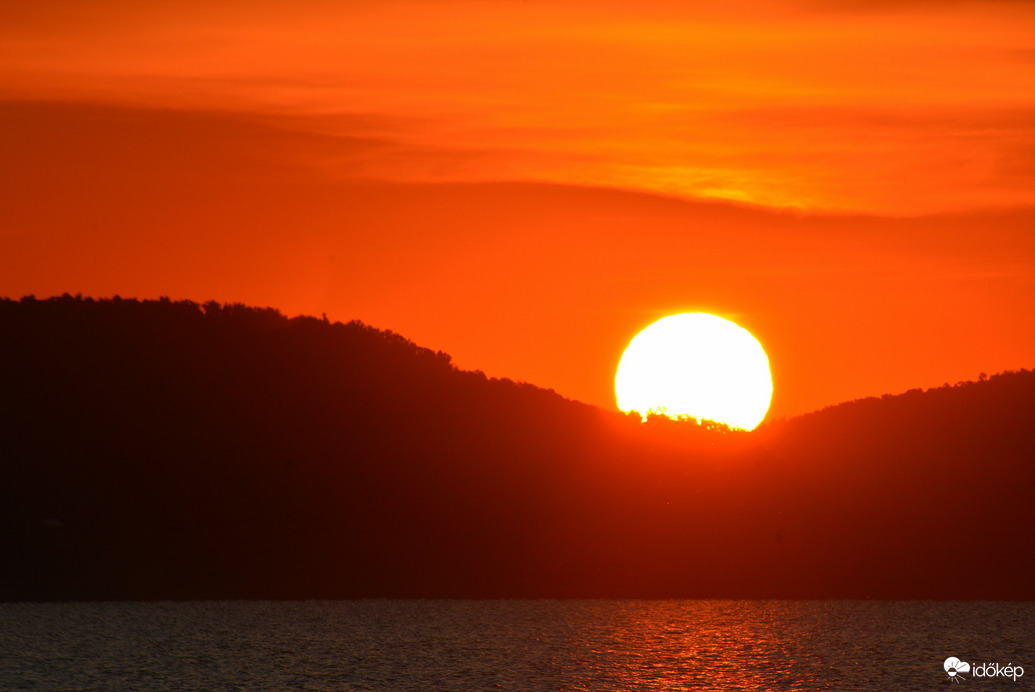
[615, 313, 773, 430]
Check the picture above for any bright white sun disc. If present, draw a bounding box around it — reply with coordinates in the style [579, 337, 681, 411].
[615, 313, 773, 430]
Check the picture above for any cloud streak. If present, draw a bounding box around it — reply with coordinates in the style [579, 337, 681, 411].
[2, 0, 1034, 212]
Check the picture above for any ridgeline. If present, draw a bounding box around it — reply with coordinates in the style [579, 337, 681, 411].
[1, 295, 1032, 600]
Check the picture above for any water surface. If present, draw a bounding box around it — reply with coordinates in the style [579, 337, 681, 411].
[1, 600, 1031, 691]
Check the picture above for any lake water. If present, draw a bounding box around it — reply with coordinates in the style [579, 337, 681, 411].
[1, 600, 1032, 691]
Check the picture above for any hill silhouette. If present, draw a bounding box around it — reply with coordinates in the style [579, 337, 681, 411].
[1, 295, 1032, 600]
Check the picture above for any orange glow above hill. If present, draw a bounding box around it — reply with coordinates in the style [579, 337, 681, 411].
[1, 0, 1034, 419]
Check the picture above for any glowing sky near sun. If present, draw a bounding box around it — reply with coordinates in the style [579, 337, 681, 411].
[1, 0, 1034, 419]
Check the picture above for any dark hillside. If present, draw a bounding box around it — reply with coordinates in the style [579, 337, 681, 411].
[0, 295, 1032, 599]
[754, 371, 1035, 598]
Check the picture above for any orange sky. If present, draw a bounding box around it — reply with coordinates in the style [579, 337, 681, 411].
[2, 0, 1034, 419]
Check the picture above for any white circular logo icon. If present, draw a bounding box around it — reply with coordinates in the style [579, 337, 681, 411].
[945, 657, 971, 683]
